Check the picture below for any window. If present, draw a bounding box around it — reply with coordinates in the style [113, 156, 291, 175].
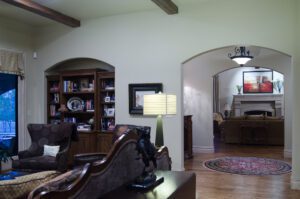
[0, 73, 18, 155]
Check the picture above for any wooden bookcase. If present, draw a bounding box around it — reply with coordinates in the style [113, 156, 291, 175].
[46, 75, 61, 124]
[46, 69, 115, 163]
[96, 72, 115, 153]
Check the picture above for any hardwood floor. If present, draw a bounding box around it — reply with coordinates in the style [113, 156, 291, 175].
[184, 143, 300, 199]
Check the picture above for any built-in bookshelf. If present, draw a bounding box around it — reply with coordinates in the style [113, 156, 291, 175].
[46, 69, 115, 157]
[98, 72, 115, 132]
[96, 72, 115, 153]
[60, 69, 97, 132]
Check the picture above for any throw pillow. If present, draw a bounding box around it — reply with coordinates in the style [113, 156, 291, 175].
[43, 145, 60, 157]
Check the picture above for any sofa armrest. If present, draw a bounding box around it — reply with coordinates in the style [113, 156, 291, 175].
[18, 149, 36, 159]
[56, 148, 69, 172]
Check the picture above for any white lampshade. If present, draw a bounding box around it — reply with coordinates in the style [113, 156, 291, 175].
[224, 103, 231, 111]
[143, 93, 176, 115]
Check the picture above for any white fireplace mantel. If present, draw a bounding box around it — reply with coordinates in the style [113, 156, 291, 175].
[233, 94, 283, 117]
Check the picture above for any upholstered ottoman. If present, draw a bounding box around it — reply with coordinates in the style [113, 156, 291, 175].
[0, 170, 59, 199]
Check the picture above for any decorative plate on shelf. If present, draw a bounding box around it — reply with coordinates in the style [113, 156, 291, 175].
[67, 97, 84, 111]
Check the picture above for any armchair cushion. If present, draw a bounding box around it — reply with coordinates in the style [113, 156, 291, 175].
[43, 145, 60, 157]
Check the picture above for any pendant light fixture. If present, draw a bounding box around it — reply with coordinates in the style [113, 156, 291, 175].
[228, 46, 253, 66]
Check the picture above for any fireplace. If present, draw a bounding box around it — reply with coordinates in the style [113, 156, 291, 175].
[233, 94, 283, 117]
[244, 110, 272, 116]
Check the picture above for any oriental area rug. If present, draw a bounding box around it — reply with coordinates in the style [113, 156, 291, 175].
[203, 157, 291, 176]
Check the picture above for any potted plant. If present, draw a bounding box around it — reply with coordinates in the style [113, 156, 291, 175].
[0, 149, 13, 171]
[273, 80, 283, 93]
[236, 85, 242, 94]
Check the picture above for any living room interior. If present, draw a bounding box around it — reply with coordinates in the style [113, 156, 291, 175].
[1, 0, 300, 198]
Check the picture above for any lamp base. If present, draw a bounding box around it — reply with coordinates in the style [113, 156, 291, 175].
[155, 115, 163, 147]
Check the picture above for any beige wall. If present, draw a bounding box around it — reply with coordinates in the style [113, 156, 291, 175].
[14, 0, 298, 184]
[291, 0, 300, 190]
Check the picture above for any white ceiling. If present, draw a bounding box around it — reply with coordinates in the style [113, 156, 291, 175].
[0, 0, 201, 27]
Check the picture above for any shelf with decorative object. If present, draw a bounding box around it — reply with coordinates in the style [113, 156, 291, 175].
[97, 72, 115, 148]
[47, 75, 61, 124]
[47, 69, 115, 165]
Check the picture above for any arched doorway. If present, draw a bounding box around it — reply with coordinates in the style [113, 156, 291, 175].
[182, 45, 291, 156]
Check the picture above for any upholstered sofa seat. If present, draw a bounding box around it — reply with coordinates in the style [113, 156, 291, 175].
[220, 115, 284, 145]
[13, 156, 58, 171]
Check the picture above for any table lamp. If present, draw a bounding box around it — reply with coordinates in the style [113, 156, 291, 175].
[143, 93, 176, 147]
[224, 103, 231, 119]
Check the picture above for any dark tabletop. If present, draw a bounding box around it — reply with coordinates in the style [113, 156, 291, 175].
[100, 170, 196, 199]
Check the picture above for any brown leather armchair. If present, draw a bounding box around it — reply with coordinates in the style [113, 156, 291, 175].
[12, 123, 77, 172]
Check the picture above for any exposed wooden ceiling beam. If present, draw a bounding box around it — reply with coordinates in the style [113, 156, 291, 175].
[1, 0, 80, 27]
[152, 0, 178, 15]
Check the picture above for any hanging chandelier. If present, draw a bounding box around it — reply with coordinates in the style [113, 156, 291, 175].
[228, 46, 253, 66]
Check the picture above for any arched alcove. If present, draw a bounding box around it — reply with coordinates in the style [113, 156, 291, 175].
[182, 45, 291, 156]
[45, 57, 115, 73]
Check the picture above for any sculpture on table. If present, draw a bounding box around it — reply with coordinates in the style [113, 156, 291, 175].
[132, 126, 164, 189]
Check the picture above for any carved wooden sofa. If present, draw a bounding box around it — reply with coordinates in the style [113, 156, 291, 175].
[28, 129, 172, 199]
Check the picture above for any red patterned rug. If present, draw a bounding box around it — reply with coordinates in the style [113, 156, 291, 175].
[203, 157, 291, 176]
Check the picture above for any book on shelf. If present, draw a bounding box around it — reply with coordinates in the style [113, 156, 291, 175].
[63, 80, 80, 92]
[64, 117, 77, 123]
[50, 105, 56, 116]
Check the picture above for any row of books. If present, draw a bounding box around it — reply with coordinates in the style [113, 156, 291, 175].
[63, 80, 94, 92]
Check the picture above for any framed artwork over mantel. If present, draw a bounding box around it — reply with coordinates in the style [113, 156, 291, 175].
[243, 70, 273, 93]
[128, 83, 163, 115]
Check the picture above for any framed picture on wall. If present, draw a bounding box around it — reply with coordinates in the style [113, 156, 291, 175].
[128, 83, 163, 114]
[243, 70, 273, 93]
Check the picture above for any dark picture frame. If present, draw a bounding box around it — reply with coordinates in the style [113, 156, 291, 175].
[129, 83, 163, 114]
[243, 70, 273, 93]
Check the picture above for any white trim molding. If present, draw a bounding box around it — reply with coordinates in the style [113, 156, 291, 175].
[284, 149, 292, 158]
[291, 176, 300, 190]
[193, 146, 214, 153]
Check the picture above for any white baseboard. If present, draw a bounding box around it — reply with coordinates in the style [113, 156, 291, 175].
[284, 149, 292, 158]
[193, 146, 214, 153]
[291, 177, 300, 190]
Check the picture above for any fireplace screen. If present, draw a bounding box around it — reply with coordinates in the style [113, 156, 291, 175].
[243, 70, 273, 93]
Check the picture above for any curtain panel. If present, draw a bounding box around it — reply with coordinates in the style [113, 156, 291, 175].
[0, 49, 24, 77]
